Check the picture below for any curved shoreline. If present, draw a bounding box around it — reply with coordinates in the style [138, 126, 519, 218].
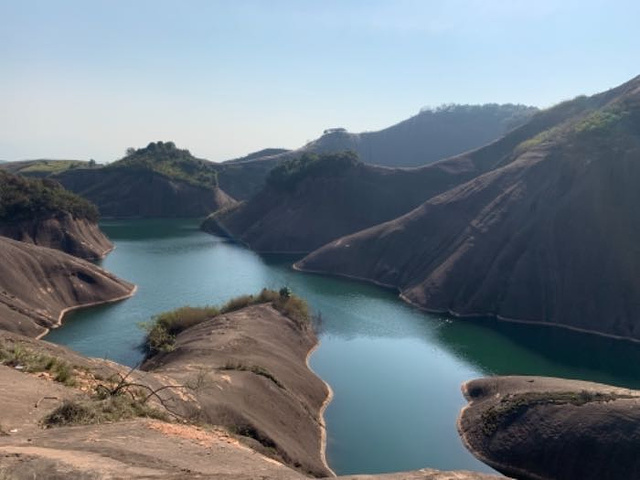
[36, 284, 137, 340]
[306, 338, 336, 477]
[294, 264, 640, 345]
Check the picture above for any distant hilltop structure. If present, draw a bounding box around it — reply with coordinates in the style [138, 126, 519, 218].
[323, 128, 347, 135]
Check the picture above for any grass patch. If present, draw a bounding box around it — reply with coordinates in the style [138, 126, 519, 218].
[480, 390, 633, 436]
[0, 341, 76, 386]
[142, 288, 311, 356]
[42, 395, 169, 428]
[220, 362, 285, 389]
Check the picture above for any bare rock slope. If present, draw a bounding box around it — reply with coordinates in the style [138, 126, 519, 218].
[459, 376, 640, 480]
[0, 214, 113, 260]
[0, 237, 134, 337]
[297, 75, 640, 341]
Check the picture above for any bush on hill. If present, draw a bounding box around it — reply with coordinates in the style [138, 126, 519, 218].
[266, 151, 360, 192]
[142, 288, 310, 355]
[0, 170, 99, 222]
[111, 141, 219, 189]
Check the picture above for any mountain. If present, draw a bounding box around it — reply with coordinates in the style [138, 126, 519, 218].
[0, 170, 113, 259]
[302, 104, 537, 167]
[54, 142, 237, 218]
[0, 236, 134, 337]
[204, 87, 614, 254]
[296, 75, 640, 341]
[204, 104, 536, 202]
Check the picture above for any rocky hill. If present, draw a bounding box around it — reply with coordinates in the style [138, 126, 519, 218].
[297, 75, 640, 341]
[304, 104, 537, 167]
[459, 376, 640, 480]
[54, 142, 236, 217]
[0, 170, 113, 259]
[202, 151, 476, 253]
[0, 237, 134, 337]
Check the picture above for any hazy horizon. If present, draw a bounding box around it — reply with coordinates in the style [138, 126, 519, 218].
[2, 0, 639, 162]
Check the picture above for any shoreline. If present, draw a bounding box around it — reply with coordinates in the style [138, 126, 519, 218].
[36, 284, 137, 340]
[305, 338, 337, 477]
[294, 264, 640, 345]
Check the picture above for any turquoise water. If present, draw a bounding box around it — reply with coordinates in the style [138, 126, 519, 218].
[46, 219, 640, 475]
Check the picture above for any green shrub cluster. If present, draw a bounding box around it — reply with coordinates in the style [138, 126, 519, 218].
[110, 141, 219, 190]
[0, 341, 76, 386]
[0, 170, 99, 222]
[142, 288, 311, 356]
[42, 395, 169, 428]
[574, 107, 629, 134]
[266, 151, 360, 191]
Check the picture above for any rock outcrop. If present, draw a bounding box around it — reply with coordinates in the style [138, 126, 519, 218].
[0, 214, 113, 260]
[0, 237, 134, 337]
[297, 75, 640, 341]
[458, 376, 640, 480]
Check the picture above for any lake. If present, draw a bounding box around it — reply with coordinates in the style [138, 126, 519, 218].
[46, 218, 640, 475]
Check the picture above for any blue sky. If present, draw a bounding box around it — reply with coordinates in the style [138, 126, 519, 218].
[1, 0, 638, 162]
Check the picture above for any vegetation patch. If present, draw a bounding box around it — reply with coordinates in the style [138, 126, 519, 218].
[480, 390, 634, 436]
[574, 106, 629, 134]
[266, 151, 360, 192]
[142, 288, 310, 356]
[0, 341, 76, 386]
[42, 395, 169, 428]
[220, 362, 285, 389]
[0, 170, 98, 222]
[110, 141, 219, 190]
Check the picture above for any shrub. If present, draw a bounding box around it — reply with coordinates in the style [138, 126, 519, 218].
[142, 289, 312, 357]
[42, 395, 169, 428]
[142, 306, 220, 354]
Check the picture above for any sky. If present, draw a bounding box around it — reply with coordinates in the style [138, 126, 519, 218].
[1, 0, 639, 163]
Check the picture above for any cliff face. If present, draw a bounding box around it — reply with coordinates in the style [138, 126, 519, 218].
[458, 376, 640, 480]
[0, 213, 113, 260]
[0, 237, 134, 337]
[296, 76, 640, 341]
[56, 168, 236, 218]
